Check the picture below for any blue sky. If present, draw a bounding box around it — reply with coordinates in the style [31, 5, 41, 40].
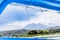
[0, 3, 60, 31]
[0, 0, 60, 31]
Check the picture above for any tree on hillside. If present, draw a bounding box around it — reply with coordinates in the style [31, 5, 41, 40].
[28, 30, 37, 35]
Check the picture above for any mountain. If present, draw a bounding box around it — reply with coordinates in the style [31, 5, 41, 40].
[46, 26, 60, 30]
[0, 29, 29, 36]
[24, 23, 48, 30]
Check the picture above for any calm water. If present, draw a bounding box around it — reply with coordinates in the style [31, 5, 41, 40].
[0, 37, 60, 40]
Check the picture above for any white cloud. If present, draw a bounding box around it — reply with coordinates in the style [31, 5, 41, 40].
[0, 3, 60, 31]
[0, 21, 27, 31]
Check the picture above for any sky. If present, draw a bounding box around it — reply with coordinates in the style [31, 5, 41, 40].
[0, 2, 60, 31]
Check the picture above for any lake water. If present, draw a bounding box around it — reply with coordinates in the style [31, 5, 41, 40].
[0, 37, 60, 40]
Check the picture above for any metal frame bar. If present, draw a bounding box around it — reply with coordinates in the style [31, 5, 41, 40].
[0, 0, 60, 14]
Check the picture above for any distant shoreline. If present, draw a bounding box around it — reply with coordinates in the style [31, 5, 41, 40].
[6, 33, 60, 38]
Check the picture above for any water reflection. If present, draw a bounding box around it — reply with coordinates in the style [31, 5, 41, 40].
[0, 37, 60, 40]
